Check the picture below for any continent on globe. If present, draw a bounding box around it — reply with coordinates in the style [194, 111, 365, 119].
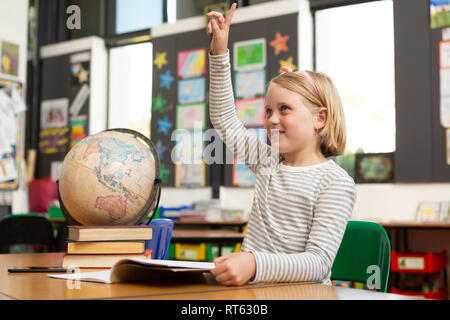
[83, 141, 101, 160]
[95, 195, 128, 221]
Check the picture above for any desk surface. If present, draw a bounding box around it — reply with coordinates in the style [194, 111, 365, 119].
[0, 253, 421, 300]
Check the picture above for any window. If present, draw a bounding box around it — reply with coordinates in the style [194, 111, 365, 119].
[108, 43, 153, 138]
[116, 0, 163, 34]
[315, 0, 395, 177]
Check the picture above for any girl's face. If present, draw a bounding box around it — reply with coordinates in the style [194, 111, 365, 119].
[264, 83, 319, 155]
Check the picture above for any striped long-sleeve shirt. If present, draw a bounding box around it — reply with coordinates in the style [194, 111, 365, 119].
[209, 50, 357, 285]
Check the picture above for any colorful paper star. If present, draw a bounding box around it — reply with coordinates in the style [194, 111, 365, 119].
[157, 116, 173, 135]
[160, 164, 171, 183]
[153, 52, 168, 70]
[160, 70, 174, 89]
[270, 32, 289, 55]
[152, 93, 166, 113]
[78, 69, 89, 83]
[155, 139, 167, 160]
[279, 56, 297, 73]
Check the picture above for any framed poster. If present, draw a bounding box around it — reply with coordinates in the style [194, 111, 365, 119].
[355, 152, 394, 183]
[176, 103, 206, 130]
[178, 78, 205, 104]
[233, 38, 266, 72]
[235, 70, 266, 98]
[175, 160, 206, 187]
[177, 48, 206, 79]
[233, 157, 256, 187]
[235, 97, 265, 127]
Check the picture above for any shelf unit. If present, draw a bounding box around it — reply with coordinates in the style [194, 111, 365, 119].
[390, 251, 448, 299]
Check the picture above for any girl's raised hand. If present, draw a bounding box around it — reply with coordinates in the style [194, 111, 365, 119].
[206, 3, 237, 55]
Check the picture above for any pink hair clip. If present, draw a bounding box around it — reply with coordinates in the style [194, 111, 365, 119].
[281, 66, 319, 94]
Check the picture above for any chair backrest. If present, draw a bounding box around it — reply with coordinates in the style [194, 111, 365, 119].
[331, 220, 391, 292]
[0, 214, 54, 251]
[141, 219, 174, 260]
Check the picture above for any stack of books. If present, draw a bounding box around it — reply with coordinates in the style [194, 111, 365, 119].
[62, 225, 153, 269]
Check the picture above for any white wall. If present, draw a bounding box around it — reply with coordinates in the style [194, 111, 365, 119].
[218, 183, 450, 222]
[0, 0, 28, 84]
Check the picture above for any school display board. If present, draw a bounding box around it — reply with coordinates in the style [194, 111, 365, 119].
[37, 51, 91, 178]
[151, 13, 298, 188]
[394, 0, 450, 182]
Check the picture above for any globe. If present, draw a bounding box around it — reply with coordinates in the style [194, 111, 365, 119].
[58, 129, 161, 226]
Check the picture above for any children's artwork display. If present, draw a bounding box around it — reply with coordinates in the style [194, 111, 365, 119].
[416, 201, 441, 223]
[40, 98, 69, 129]
[0, 41, 19, 76]
[172, 130, 204, 164]
[154, 52, 168, 70]
[233, 38, 266, 72]
[269, 32, 289, 56]
[233, 158, 256, 187]
[0, 80, 23, 189]
[38, 127, 69, 154]
[234, 70, 266, 98]
[176, 103, 206, 130]
[430, 0, 450, 29]
[151, 12, 298, 187]
[69, 115, 87, 148]
[177, 48, 206, 79]
[235, 97, 265, 127]
[355, 152, 394, 183]
[175, 160, 206, 187]
[178, 78, 205, 104]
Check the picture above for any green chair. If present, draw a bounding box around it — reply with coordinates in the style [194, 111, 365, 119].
[331, 220, 391, 292]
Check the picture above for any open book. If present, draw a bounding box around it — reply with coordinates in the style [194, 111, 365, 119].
[48, 259, 215, 284]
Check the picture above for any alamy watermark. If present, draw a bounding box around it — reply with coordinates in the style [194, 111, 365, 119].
[366, 265, 381, 290]
[66, 5, 81, 30]
[66, 267, 81, 290]
[168, 122, 280, 174]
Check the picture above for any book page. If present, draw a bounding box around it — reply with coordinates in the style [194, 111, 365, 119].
[119, 259, 215, 269]
[48, 270, 113, 284]
[48, 259, 215, 284]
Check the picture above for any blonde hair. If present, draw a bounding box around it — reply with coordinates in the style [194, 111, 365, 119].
[268, 71, 346, 158]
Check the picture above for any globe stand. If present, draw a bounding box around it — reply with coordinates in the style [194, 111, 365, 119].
[57, 128, 162, 226]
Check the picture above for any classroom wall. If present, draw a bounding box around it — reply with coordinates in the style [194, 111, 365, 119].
[159, 183, 450, 222]
[0, 0, 29, 214]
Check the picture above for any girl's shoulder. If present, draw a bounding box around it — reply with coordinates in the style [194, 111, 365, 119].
[316, 160, 356, 190]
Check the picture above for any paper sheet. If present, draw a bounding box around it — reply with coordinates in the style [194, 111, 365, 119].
[48, 259, 215, 284]
[0, 157, 17, 183]
[11, 87, 26, 114]
[69, 84, 90, 116]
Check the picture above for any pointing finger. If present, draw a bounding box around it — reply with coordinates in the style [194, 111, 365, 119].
[225, 3, 237, 25]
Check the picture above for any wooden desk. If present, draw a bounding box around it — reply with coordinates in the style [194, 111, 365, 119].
[0, 253, 422, 300]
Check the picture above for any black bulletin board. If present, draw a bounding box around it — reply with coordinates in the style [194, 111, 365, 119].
[37, 51, 91, 178]
[151, 13, 298, 188]
[393, 0, 450, 182]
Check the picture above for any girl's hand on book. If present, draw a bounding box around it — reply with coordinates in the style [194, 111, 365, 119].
[206, 3, 237, 55]
[210, 251, 256, 286]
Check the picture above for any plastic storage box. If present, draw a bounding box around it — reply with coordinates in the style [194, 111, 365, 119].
[175, 243, 206, 261]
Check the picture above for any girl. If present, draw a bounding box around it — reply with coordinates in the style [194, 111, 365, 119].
[208, 3, 356, 286]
